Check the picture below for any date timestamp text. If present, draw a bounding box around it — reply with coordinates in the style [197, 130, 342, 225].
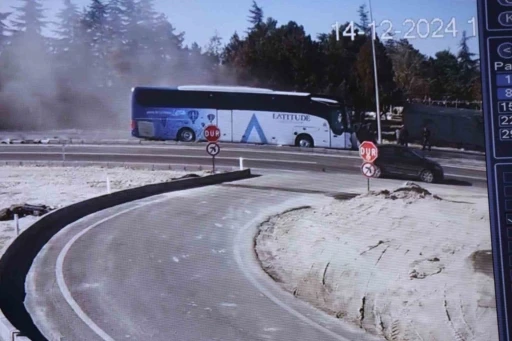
[332, 17, 477, 41]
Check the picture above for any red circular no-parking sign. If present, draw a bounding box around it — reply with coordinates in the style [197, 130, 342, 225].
[204, 125, 221, 142]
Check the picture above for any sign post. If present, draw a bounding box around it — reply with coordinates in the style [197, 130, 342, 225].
[359, 141, 379, 191]
[206, 142, 220, 172]
[204, 125, 221, 173]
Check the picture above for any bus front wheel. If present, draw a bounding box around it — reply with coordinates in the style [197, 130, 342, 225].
[295, 134, 314, 148]
[178, 128, 196, 142]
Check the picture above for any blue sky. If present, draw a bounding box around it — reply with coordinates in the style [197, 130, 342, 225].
[0, 0, 479, 57]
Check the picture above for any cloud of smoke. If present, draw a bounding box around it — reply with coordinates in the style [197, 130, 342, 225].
[0, 3, 238, 132]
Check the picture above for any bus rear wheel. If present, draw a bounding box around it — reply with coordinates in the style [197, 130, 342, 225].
[295, 134, 314, 148]
[178, 128, 196, 142]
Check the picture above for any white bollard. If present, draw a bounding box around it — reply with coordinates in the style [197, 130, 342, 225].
[106, 175, 111, 194]
[14, 214, 19, 236]
[239, 157, 244, 170]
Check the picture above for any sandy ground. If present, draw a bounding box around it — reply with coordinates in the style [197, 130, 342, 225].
[0, 165, 203, 255]
[255, 182, 497, 341]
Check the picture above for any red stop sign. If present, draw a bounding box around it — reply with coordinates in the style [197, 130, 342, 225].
[204, 125, 221, 142]
[359, 141, 378, 163]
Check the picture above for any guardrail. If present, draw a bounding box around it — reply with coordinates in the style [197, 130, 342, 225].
[0, 169, 252, 341]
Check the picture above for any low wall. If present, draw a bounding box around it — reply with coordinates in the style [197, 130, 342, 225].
[0, 169, 252, 341]
[402, 103, 485, 151]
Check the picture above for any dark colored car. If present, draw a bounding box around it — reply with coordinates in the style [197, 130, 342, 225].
[372, 145, 444, 183]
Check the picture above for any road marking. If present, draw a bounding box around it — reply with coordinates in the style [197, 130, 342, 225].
[0, 143, 353, 158]
[55, 196, 173, 341]
[0, 152, 318, 164]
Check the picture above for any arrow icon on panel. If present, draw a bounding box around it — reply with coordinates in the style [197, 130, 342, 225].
[498, 42, 512, 59]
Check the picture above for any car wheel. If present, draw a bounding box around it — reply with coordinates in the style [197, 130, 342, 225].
[419, 169, 434, 183]
[178, 128, 195, 142]
[296, 134, 314, 148]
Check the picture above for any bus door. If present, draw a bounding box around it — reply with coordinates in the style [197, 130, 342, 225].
[216, 110, 233, 142]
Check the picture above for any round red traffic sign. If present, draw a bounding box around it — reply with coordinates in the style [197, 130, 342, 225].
[359, 141, 378, 163]
[204, 125, 221, 142]
[361, 162, 377, 178]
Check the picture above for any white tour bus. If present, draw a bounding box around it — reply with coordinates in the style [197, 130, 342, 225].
[131, 85, 358, 149]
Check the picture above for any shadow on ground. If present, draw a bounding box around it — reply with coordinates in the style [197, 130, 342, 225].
[441, 178, 473, 187]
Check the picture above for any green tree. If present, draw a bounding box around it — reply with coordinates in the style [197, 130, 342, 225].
[248, 0, 263, 28]
[386, 39, 428, 98]
[0, 12, 10, 40]
[353, 38, 397, 115]
[105, 0, 125, 44]
[357, 4, 369, 32]
[317, 22, 364, 98]
[0, 12, 11, 54]
[54, 0, 83, 53]
[10, 0, 47, 37]
[205, 31, 223, 63]
[82, 0, 109, 86]
[457, 30, 478, 100]
[427, 50, 461, 99]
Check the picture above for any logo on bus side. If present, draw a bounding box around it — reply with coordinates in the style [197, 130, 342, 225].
[272, 113, 311, 122]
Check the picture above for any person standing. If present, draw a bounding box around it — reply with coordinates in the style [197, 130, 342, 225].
[399, 125, 409, 147]
[422, 125, 432, 151]
[395, 127, 401, 144]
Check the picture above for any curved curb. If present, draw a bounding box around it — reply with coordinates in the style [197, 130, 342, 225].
[0, 169, 252, 341]
[233, 196, 383, 341]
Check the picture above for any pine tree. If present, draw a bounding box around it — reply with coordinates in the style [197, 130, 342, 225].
[136, 0, 158, 25]
[105, 0, 125, 44]
[248, 1, 263, 28]
[83, 0, 110, 86]
[222, 31, 243, 64]
[357, 4, 369, 32]
[205, 31, 223, 64]
[0, 12, 11, 48]
[10, 0, 46, 36]
[457, 30, 478, 100]
[54, 0, 82, 52]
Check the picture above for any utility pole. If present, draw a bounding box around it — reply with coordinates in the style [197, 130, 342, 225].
[368, 0, 382, 144]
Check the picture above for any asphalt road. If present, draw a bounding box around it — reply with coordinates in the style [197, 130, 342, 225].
[0, 144, 487, 186]
[25, 185, 382, 341]
[15, 142, 489, 340]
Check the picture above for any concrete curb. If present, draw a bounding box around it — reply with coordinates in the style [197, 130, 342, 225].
[0, 169, 252, 341]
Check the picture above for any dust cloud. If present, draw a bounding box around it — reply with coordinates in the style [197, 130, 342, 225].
[0, 4, 237, 132]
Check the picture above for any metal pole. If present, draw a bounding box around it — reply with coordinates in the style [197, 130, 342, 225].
[367, 178, 370, 192]
[106, 175, 111, 194]
[212, 156, 216, 174]
[14, 214, 19, 236]
[368, 0, 382, 144]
